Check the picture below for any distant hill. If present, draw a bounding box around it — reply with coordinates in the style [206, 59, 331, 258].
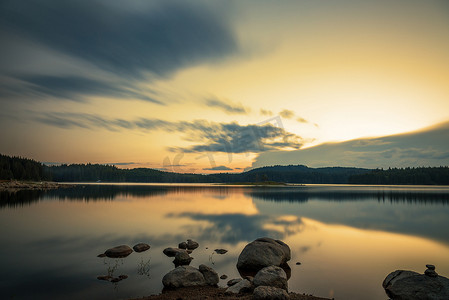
[47, 163, 369, 184]
[2, 153, 448, 185]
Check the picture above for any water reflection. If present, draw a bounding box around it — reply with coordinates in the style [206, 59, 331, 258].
[247, 185, 449, 204]
[0, 184, 448, 300]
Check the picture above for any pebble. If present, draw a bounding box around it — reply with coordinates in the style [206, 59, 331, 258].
[214, 249, 228, 254]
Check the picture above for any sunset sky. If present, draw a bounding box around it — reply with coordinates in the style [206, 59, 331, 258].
[1, 0, 449, 173]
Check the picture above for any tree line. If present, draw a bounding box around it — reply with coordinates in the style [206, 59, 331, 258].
[348, 167, 449, 185]
[2, 153, 449, 185]
[0, 154, 50, 181]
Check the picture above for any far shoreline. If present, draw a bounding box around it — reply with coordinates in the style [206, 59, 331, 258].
[0, 180, 73, 192]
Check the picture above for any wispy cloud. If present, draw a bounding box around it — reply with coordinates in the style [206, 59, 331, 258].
[260, 109, 273, 116]
[279, 109, 295, 119]
[14, 75, 162, 104]
[33, 112, 303, 154]
[106, 162, 136, 166]
[205, 97, 248, 114]
[278, 109, 317, 127]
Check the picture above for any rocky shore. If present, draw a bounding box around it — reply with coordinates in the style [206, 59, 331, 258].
[0, 180, 71, 192]
[97, 238, 333, 300]
[132, 285, 331, 300]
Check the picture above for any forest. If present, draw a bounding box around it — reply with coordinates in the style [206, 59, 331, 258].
[0, 154, 50, 181]
[1, 153, 449, 185]
[347, 167, 449, 185]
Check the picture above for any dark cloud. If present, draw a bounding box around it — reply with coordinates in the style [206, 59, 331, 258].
[203, 166, 233, 171]
[205, 97, 248, 114]
[0, 0, 238, 78]
[33, 112, 303, 153]
[171, 122, 303, 153]
[0, 0, 239, 102]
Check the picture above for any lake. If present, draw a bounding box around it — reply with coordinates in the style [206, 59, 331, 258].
[1, 184, 449, 299]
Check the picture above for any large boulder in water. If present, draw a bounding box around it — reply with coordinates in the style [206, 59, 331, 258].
[162, 266, 206, 288]
[237, 238, 291, 273]
[104, 245, 133, 258]
[383, 265, 449, 300]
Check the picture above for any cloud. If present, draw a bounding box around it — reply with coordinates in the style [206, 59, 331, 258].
[170, 122, 303, 153]
[13, 75, 162, 104]
[33, 112, 303, 154]
[296, 117, 308, 124]
[203, 165, 233, 171]
[205, 97, 248, 114]
[106, 162, 135, 166]
[0, 0, 238, 78]
[252, 121, 449, 169]
[260, 109, 273, 116]
[0, 1, 240, 103]
[279, 109, 295, 119]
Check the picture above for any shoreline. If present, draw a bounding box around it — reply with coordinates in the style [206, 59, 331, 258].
[0, 180, 72, 192]
[131, 286, 332, 300]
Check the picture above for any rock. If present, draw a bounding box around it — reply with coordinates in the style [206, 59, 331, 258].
[225, 279, 252, 294]
[199, 264, 219, 285]
[227, 278, 242, 287]
[111, 277, 121, 283]
[245, 276, 254, 285]
[383, 266, 449, 300]
[253, 286, 289, 300]
[237, 238, 291, 273]
[296, 262, 301, 265]
[173, 251, 193, 266]
[178, 242, 188, 249]
[187, 239, 199, 250]
[382, 270, 420, 289]
[425, 264, 438, 278]
[253, 266, 288, 291]
[118, 275, 128, 280]
[133, 243, 150, 253]
[220, 274, 228, 280]
[163, 247, 186, 257]
[97, 253, 106, 258]
[104, 245, 133, 258]
[162, 266, 206, 288]
[425, 269, 439, 278]
[215, 248, 228, 254]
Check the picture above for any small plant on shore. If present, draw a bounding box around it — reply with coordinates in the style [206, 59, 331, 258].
[137, 257, 151, 277]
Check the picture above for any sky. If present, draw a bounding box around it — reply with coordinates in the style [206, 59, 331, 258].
[1, 0, 449, 173]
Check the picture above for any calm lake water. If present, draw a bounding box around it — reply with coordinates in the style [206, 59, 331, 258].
[1, 184, 449, 300]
